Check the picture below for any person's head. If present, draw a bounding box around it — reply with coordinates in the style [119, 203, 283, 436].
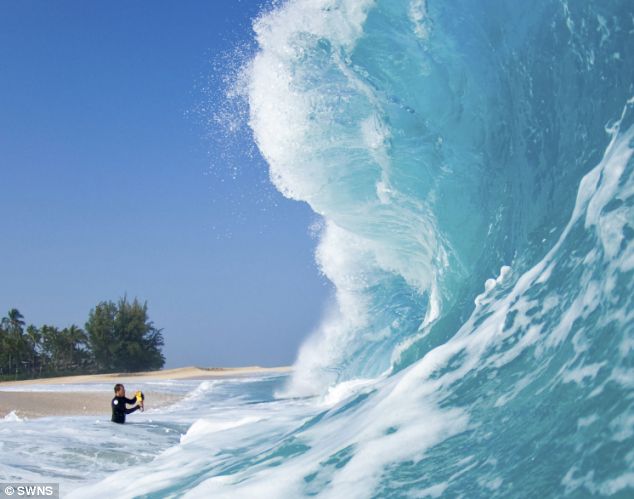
[114, 384, 125, 396]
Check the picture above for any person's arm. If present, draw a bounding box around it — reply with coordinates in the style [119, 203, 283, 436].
[125, 396, 137, 404]
[124, 405, 140, 415]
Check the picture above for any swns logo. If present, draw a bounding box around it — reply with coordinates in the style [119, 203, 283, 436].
[1, 483, 58, 498]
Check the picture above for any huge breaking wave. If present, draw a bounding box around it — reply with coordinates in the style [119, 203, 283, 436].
[245, 0, 634, 494]
[248, 0, 634, 401]
[25, 0, 634, 496]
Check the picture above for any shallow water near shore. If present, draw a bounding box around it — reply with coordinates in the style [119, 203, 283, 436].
[0, 375, 291, 495]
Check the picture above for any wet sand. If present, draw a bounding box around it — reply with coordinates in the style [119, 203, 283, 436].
[0, 391, 180, 419]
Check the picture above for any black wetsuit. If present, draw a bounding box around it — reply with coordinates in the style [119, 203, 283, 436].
[111, 396, 140, 424]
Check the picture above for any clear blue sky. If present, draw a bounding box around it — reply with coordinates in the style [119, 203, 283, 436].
[0, 0, 331, 368]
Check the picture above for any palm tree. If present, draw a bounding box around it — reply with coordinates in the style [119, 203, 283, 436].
[25, 325, 42, 374]
[0, 323, 7, 375]
[40, 325, 62, 371]
[6, 308, 25, 330]
[1, 309, 26, 372]
[62, 325, 89, 369]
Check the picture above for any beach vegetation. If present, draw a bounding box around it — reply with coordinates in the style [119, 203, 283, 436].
[86, 296, 165, 372]
[0, 298, 165, 381]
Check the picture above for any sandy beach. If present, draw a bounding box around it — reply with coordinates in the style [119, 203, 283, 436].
[0, 365, 291, 419]
[0, 390, 181, 419]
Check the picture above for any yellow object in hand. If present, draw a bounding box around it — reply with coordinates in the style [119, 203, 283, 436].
[135, 390, 145, 411]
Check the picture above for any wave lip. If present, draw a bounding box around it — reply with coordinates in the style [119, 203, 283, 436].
[247, 0, 456, 394]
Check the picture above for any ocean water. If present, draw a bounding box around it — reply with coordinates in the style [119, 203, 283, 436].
[3, 0, 634, 496]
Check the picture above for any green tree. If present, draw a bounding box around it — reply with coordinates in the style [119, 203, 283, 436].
[6, 308, 25, 330]
[41, 325, 64, 371]
[1, 309, 31, 374]
[86, 297, 164, 372]
[39, 324, 88, 371]
[25, 325, 42, 373]
[61, 325, 90, 369]
[0, 320, 7, 374]
[85, 301, 117, 371]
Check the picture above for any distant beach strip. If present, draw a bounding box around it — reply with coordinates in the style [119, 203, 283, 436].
[0, 366, 291, 419]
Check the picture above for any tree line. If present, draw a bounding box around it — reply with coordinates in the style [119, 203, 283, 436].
[0, 297, 165, 380]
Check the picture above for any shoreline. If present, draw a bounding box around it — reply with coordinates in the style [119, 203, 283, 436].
[0, 391, 181, 419]
[0, 365, 292, 387]
[0, 365, 291, 419]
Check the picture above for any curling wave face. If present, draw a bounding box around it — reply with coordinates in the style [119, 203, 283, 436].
[247, 0, 634, 399]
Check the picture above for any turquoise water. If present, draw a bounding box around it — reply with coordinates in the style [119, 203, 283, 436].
[2, 0, 634, 496]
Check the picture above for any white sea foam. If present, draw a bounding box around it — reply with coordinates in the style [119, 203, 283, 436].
[408, 0, 430, 39]
[1, 410, 25, 423]
[180, 416, 264, 444]
[320, 377, 377, 406]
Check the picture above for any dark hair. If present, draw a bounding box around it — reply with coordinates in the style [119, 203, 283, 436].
[114, 383, 124, 393]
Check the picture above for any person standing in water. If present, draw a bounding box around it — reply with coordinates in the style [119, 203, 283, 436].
[111, 383, 143, 424]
